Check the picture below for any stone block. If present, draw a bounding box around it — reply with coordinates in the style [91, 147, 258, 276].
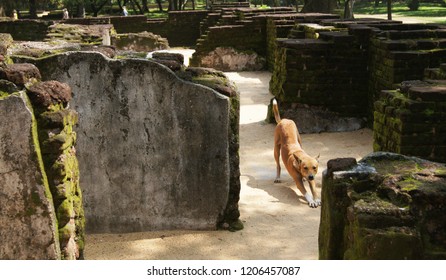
[26, 81, 72, 108]
[320, 152, 446, 259]
[0, 93, 60, 259]
[0, 63, 41, 87]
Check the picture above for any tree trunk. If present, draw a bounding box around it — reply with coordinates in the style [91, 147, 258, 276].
[301, 0, 337, 13]
[387, 0, 392, 20]
[142, 0, 149, 12]
[130, 0, 144, 14]
[29, 0, 37, 18]
[156, 0, 164, 11]
[343, 0, 355, 19]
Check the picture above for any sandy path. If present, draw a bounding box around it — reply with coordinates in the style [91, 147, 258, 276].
[84, 71, 373, 260]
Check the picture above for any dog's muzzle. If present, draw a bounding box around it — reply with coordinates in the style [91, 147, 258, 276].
[308, 175, 315, 181]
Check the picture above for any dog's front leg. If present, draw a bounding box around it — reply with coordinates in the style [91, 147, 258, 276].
[308, 180, 321, 207]
[293, 175, 318, 208]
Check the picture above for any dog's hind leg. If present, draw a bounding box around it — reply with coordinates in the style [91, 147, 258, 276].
[274, 143, 281, 183]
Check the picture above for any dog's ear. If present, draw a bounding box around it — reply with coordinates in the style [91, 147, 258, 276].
[293, 154, 302, 166]
[315, 153, 320, 162]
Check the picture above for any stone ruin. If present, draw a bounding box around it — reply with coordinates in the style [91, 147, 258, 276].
[1, 31, 241, 258]
[320, 152, 446, 259]
[2, 7, 446, 260]
[0, 62, 84, 260]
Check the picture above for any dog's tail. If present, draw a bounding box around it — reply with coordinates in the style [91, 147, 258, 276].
[272, 99, 281, 123]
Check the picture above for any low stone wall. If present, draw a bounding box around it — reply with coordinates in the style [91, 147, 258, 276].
[164, 11, 209, 47]
[320, 153, 446, 259]
[46, 23, 113, 45]
[0, 19, 53, 41]
[28, 51, 240, 233]
[191, 8, 307, 70]
[374, 79, 446, 163]
[368, 23, 446, 119]
[269, 19, 446, 128]
[111, 31, 169, 52]
[0, 63, 84, 259]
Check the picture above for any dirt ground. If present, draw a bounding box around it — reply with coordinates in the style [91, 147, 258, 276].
[83, 71, 373, 260]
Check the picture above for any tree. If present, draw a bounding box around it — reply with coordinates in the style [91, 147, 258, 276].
[86, 0, 108, 17]
[0, 0, 18, 17]
[29, 0, 37, 18]
[156, 0, 163, 11]
[301, 0, 337, 13]
[344, 0, 355, 19]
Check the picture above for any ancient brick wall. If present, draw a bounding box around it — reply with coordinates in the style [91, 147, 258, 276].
[190, 8, 303, 70]
[368, 24, 446, 118]
[0, 19, 53, 41]
[270, 29, 369, 118]
[270, 20, 446, 123]
[165, 10, 209, 46]
[374, 78, 446, 163]
[320, 153, 446, 259]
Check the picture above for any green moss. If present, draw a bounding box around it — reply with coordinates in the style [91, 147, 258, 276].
[269, 48, 287, 100]
[228, 219, 244, 232]
[399, 176, 423, 192]
[434, 168, 446, 178]
[423, 108, 435, 116]
[57, 199, 74, 226]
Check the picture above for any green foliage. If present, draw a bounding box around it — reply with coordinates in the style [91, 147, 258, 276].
[355, 2, 446, 17]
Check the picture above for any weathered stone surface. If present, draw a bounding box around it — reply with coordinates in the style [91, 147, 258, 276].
[112, 31, 169, 52]
[35, 104, 84, 260]
[0, 79, 20, 94]
[81, 45, 116, 58]
[27, 81, 72, 108]
[374, 78, 446, 163]
[46, 23, 113, 45]
[8, 40, 81, 59]
[34, 52, 233, 233]
[151, 52, 184, 65]
[184, 67, 238, 98]
[0, 33, 13, 56]
[0, 63, 41, 86]
[150, 52, 185, 71]
[320, 152, 446, 259]
[0, 93, 60, 259]
[199, 47, 265, 71]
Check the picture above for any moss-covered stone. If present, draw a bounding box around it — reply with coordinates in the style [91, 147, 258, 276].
[320, 152, 446, 259]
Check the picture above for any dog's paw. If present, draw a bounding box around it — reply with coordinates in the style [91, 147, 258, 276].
[308, 201, 319, 208]
[314, 199, 321, 206]
[274, 179, 281, 183]
[305, 193, 319, 208]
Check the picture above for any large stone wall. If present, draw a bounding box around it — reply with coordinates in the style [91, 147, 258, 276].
[319, 153, 446, 259]
[28, 52, 238, 233]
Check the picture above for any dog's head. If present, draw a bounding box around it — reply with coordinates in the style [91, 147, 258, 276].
[293, 153, 319, 181]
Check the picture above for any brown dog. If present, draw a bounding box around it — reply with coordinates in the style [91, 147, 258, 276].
[273, 99, 321, 208]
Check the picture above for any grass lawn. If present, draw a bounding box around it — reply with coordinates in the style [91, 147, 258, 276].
[354, 2, 446, 23]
